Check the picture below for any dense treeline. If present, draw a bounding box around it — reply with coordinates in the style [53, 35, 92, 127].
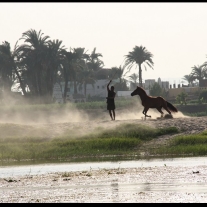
[1, 29, 207, 104]
[0, 29, 156, 104]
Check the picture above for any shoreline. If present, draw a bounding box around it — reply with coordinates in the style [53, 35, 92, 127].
[1, 161, 207, 203]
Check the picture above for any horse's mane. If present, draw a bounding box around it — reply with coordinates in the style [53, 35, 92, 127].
[138, 86, 147, 96]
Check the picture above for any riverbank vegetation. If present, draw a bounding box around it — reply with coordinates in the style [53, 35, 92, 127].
[152, 131, 207, 157]
[0, 122, 179, 164]
[1, 118, 207, 164]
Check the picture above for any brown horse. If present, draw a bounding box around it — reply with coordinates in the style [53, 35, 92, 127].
[131, 86, 178, 119]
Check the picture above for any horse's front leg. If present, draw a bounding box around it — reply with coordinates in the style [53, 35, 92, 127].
[143, 107, 151, 119]
[142, 110, 147, 120]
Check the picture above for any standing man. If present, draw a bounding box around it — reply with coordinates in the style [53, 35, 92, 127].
[106, 80, 116, 121]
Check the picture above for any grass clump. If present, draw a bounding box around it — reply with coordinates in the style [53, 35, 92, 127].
[80, 123, 178, 140]
[152, 130, 207, 157]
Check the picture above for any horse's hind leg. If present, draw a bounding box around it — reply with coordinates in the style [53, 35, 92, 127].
[156, 107, 164, 118]
[159, 100, 171, 115]
[163, 105, 171, 115]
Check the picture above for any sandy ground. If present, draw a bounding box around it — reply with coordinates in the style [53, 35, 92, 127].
[1, 107, 207, 202]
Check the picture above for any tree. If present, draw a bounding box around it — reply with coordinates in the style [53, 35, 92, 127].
[77, 69, 96, 97]
[176, 92, 188, 105]
[149, 82, 162, 96]
[71, 47, 90, 95]
[61, 50, 77, 103]
[86, 47, 104, 71]
[0, 41, 27, 96]
[16, 30, 66, 103]
[61, 47, 89, 103]
[41, 39, 66, 102]
[110, 65, 128, 80]
[200, 57, 207, 78]
[0, 41, 14, 94]
[124, 45, 154, 87]
[128, 73, 139, 90]
[77, 47, 104, 97]
[149, 82, 169, 99]
[199, 90, 207, 103]
[114, 80, 129, 91]
[182, 74, 194, 86]
[110, 65, 129, 91]
[191, 65, 207, 87]
[16, 29, 51, 100]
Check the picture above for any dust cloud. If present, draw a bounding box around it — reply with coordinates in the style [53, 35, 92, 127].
[1, 106, 188, 125]
[0, 92, 189, 124]
[0, 94, 190, 139]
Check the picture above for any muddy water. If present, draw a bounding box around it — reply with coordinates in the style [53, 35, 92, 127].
[1, 157, 207, 202]
[0, 156, 207, 178]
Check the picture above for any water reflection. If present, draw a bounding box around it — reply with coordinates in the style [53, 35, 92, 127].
[142, 182, 151, 192]
[0, 156, 207, 179]
[111, 179, 119, 202]
[0, 155, 194, 167]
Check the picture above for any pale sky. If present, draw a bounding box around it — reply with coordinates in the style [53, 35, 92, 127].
[1, 2, 207, 85]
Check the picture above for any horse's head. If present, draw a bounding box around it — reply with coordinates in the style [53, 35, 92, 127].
[131, 86, 141, 96]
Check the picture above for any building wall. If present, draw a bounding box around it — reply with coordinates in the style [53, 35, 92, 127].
[117, 91, 133, 97]
[117, 89, 149, 97]
[59, 79, 117, 100]
[167, 87, 207, 99]
[145, 79, 169, 90]
[85, 79, 109, 98]
[144, 79, 155, 90]
[55, 79, 207, 102]
[160, 81, 169, 89]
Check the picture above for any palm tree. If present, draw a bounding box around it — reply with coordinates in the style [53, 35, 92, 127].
[41, 39, 66, 102]
[17, 30, 66, 103]
[110, 65, 129, 91]
[0, 41, 14, 94]
[128, 73, 139, 89]
[16, 29, 50, 100]
[191, 65, 207, 87]
[61, 47, 89, 103]
[124, 45, 154, 87]
[200, 57, 207, 78]
[182, 74, 194, 86]
[0, 41, 27, 96]
[110, 65, 128, 81]
[71, 47, 90, 94]
[61, 50, 76, 103]
[86, 47, 104, 71]
[77, 69, 96, 98]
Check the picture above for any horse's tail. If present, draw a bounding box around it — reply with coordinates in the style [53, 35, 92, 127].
[166, 101, 178, 113]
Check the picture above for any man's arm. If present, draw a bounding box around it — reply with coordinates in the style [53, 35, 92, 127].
[107, 80, 112, 91]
